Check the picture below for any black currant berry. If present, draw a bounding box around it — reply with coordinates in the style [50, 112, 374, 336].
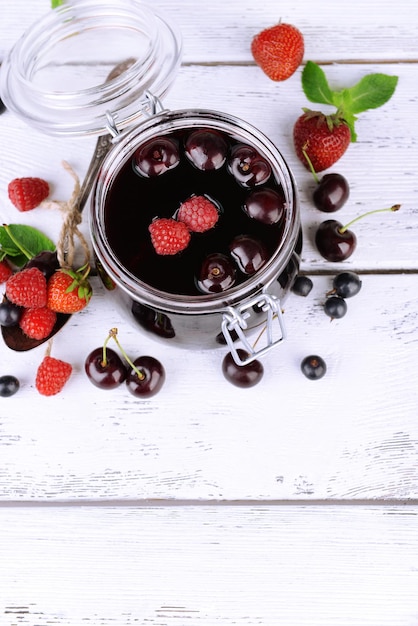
[222, 349, 264, 388]
[0, 301, 22, 326]
[331, 271, 362, 298]
[291, 275, 313, 297]
[324, 296, 347, 320]
[0, 374, 20, 397]
[301, 355, 327, 380]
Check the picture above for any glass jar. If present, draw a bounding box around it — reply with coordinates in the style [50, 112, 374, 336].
[0, 0, 182, 135]
[1, 1, 301, 364]
[90, 108, 301, 364]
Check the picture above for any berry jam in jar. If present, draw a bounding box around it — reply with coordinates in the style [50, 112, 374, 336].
[105, 130, 287, 296]
[91, 109, 301, 363]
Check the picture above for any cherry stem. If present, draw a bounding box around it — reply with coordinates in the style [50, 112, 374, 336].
[108, 328, 145, 380]
[101, 332, 113, 367]
[339, 204, 401, 233]
[302, 146, 320, 184]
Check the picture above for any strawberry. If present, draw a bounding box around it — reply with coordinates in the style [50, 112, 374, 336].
[177, 195, 219, 233]
[47, 266, 92, 314]
[8, 177, 50, 212]
[19, 306, 57, 340]
[35, 355, 72, 396]
[293, 110, 351, 172]
[148, 218, 191, 255]
[0, 259, 13, 284]
[5, 267, 47, 308]
[251, 22, 304, 82]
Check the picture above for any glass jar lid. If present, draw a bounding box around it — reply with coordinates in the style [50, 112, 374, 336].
[0, 0, 182, 136]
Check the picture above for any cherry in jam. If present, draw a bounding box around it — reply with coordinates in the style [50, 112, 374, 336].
[104, 127, 287, 297]
[133, 137, 180, 177]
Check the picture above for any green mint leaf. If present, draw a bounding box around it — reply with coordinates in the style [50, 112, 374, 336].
[51, 0, 65, 7]
[345, 73, 398, 114]
[0, 224, 56, 267]
[301, 61, 335, 107]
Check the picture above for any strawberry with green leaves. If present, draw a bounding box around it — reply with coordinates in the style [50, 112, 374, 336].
[293, 61, 398, 171]
[47, 265, 92, 314]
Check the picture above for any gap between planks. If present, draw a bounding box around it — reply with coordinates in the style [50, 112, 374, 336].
[0, 498, 416, 508]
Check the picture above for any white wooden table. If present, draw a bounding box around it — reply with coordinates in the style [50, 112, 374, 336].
[1, 1, 417, 624]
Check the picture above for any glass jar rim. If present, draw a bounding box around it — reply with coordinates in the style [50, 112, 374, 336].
[90, 108, 301, 315]
[0, 0, 182, 136]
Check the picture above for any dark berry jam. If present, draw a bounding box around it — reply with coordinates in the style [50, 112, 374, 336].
[104, 127, 287, 296]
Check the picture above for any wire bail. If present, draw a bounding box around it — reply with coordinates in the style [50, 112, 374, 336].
[221, 293, 286, 365]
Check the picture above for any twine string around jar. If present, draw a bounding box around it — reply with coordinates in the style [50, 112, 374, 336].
[41, 160, 91, 269]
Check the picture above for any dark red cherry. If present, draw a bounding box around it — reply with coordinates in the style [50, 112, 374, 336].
[133, 137, 180, 177]
[26, 250, 59, 279]
[315, 220, 357, 262]
[85, 346, 128, 389]
[228, 144, 271, 187]
[313, 173, 349, 213]
[229, 235, 269, 275]
[126, 356, 165, 398]
[185, 129, 227, 171]
[196, 253, 236, 294]
[222, 349, 264, 388]
[243, 188, 285, 225]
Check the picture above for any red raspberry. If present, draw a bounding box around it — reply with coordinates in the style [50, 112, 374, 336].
[19, 306, 57, 340]
[177, 195, 219, 233]
[148, 218, 191, 255]
[8, 177, 50, 212]
[35, 355, 72, 396]
[5, 267, 47, 308]
[0, 259, 13, 284]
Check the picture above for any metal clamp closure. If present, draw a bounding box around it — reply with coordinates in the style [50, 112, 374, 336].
[104, 91, 167, 138]
[221, 293, 286, 366]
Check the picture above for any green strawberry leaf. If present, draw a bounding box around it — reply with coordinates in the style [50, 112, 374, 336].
[345, 73, 399, 114]
[300, 61, 398, 142]
[0, 224, 56, 267]
[301, 61, 335, 107]
[51, 0, 65, 7]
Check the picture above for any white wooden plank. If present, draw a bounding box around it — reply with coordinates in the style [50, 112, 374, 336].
[1, 504, 418, 625]
[1, 0, 417, 63]
[1, 274, 417, 501]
